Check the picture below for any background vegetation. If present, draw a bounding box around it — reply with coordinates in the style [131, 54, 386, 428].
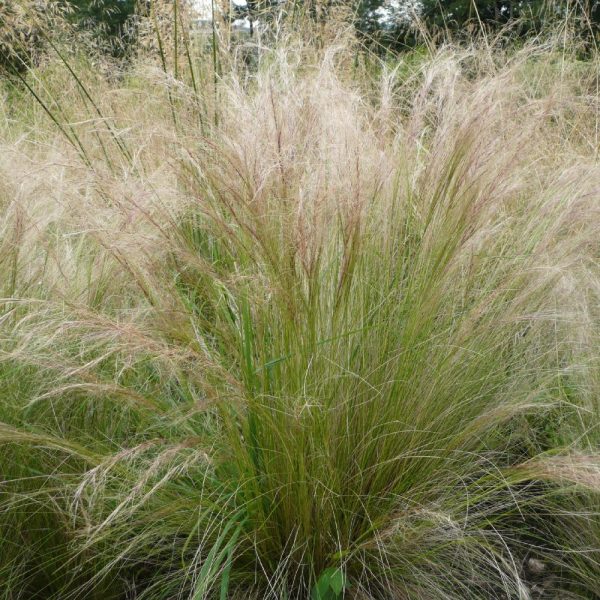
[0, 2, 599, 599]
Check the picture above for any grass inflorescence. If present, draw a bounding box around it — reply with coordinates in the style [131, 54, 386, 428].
[0, 9, 599, 600]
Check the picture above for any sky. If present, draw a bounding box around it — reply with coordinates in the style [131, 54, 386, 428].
[191, 1, 417, 24]
[193, 0, 248, 20]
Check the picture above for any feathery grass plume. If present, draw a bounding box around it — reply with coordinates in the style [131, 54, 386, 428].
[0, 14, 600, 600]
[0, 0, 51, 74]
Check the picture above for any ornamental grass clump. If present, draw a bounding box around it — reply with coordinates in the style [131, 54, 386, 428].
[0, 24, 599, 599]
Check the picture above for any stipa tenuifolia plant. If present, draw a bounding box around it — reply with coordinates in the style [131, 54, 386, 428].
[0, 26, 599, 600]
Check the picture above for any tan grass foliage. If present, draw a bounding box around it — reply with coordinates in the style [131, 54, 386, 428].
[0, 20, 600, 599]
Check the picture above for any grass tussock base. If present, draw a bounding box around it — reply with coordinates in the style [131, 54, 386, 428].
[0, 27, 600, 600]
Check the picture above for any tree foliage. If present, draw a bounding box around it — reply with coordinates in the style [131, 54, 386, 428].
[65, 0, 138, 52]
[357, 0, 600, 48]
